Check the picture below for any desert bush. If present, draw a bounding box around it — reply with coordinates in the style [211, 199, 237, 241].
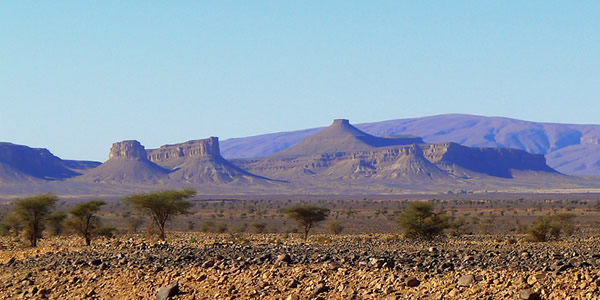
[328, 220, 344, 235]
[200, 221, 215, 232]
[283, 205, 330, 240]
[65, 200, 106, 246]
[397, 202, 449, 240]
[446, 216, 468, 237]
[12, 194, 58, 247]
[123, 189, 196, 240]
[250, 222, 267, 234]
[527, 213, 576, 242]
[229, 224, 247, 233]
[215, 223, 228, 233]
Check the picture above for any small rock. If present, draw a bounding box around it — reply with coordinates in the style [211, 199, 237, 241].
[90, 259, 102, 266]
[202, 260, 215, 268]
[5, 257, 16, 266]
[458, 274, 475, 286]
[156, 282, 179, 300]
[285, 295, 299, 300]
[312, 283, 328, 296]
[287, 279, 299, 288]
[406, 277, 420, 287]
[527, 273, 544, 285]
[276, 254, 292, 265]
[519, 289, 540, 300]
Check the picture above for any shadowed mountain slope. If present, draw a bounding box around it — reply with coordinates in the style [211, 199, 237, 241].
[220, 114, 600, 175]
[0, 142, 83, 180]
[0, 162, 41, 184]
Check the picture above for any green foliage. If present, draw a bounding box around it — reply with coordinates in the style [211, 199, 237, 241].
[46, 211, 67, 236]
[13, 194, 58, 247]
[397, 202, 449, 240]
[283, 205, 330, 239]
[527, 213, 576, 242]
[66, 200, 106, 245]
[123, 189, 196, 240]
[328, 220, 344, 235]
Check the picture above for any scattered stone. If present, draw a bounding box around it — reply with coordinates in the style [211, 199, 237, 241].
[202, 260, 215, 268]
[276, 254, 292, 265]
[90, 259, 102, 266]
[458, 274, 475, 286]
[156, 282, 179, 300]
[406, 277, 420, 287]
[519, 289, 541, 300]
[311, 283, 328, 296]
[5, 257, 16, 266]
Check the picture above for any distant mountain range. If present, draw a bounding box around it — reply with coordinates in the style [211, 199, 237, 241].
[220, 114, 600, 176]
[0, 114, 598, 195]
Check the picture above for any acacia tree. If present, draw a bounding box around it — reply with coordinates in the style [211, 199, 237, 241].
[13, 194, 58, 247]
[123, 189, 196, 240]
[283, 205, 330, 240]
[66, 200, 106, 245]
[397, 202, 449, 240]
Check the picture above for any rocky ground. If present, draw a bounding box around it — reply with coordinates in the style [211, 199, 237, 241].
[1, 234, 600, 299]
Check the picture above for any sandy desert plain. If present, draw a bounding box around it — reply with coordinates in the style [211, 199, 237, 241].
[1, 192, 600, 300]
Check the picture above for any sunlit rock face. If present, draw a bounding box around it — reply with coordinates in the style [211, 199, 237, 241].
[109, 140, 148, 160]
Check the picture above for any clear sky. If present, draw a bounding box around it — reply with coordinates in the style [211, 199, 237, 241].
[1, 1, 599, 161]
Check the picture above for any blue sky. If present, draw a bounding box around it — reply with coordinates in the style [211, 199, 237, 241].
[1, 1, 599, 161]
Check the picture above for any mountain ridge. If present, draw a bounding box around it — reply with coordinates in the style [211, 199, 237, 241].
[220, 114, 600, 175]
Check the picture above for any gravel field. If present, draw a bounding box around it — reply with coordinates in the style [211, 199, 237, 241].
[1, 234, 600, 299]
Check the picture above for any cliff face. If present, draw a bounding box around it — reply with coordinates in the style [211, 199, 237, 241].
[147, 137, 270, 184]
[0, 142, 81, 180]
[421, 143, 555, 178]
[232, 145, 449, 182]
[147, 137, 220, 168]
[109, 140, 149, 160]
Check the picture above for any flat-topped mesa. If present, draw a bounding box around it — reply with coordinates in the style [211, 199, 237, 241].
[332, 119, 350, 126]
[109, 140, 148, 160]
[272, 119, 424, 157]
[148, 137, 221, 164]
[75, 140, 169, 184]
